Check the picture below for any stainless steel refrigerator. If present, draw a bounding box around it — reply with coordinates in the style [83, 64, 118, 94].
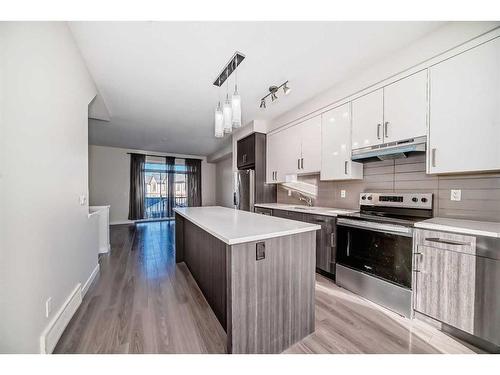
[234, 169, 255, 211]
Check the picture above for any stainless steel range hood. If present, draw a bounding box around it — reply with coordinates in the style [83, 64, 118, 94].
[351, 136, 426, 162]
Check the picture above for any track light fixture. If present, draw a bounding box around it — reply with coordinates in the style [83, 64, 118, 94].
[259, 81, 290, 109]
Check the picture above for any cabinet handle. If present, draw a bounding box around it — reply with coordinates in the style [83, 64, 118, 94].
[297, 158, 300, 169]
[330, 233, 335, 248]
[301, 158, 304, 169]
[384, 121, 389, 138]
[242, 154, 247, 163]
[344, 160, 348, 175]
[431, 148, 437, 168]
[424, 237, 470, 246]
[377, 124, 381, 139]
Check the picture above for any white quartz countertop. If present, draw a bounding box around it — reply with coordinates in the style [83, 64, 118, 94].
[254, 203, 358, 217]
[415, 217, 500, 238]
[174, 206, 320, 245]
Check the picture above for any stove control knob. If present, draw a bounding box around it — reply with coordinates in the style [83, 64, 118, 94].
[361, 195, 367, 200]
[412, 197, 418, 203]
[421, 197, 428, 203]
[367, 196, 373, 201]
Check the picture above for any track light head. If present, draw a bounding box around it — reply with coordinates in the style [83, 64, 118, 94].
[260, 99, 266, 109]
[283, 82, 291, 95]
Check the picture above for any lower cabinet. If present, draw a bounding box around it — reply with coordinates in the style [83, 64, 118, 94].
[271, 209, 336, 276]
[413, 229, 500, 347]
[414, 244, 476, 334]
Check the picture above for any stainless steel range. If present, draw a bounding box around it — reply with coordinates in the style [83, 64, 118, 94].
[336, 192, 433, 318]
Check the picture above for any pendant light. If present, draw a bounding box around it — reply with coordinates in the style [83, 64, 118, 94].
[231, 58, 241, 128]
[223, 68, 232, 134]
[214, 102, 224, 138]
[214, 78, 224, 138]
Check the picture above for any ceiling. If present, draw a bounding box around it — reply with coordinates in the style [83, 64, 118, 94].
[70, 21, 445, 156]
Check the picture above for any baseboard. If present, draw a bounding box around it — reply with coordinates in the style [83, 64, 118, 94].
[82, 263, 100, 297]
[39, 264, 100, 354]
[40, 283, 82, 354]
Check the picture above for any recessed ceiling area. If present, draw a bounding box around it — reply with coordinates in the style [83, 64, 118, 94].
[70, 21, 445, 156]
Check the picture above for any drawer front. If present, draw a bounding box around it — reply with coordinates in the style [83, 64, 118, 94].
[414, 229, 476, 255]
[254, 207, 272, 216]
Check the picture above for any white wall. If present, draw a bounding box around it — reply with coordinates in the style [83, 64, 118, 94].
[0, 22, 99, 353]
[88, 145, 216, 224]
[215, 155, 234, 208]
[269, 22, 500, 132]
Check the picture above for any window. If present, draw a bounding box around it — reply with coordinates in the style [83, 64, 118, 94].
[143, 158, 189, 219]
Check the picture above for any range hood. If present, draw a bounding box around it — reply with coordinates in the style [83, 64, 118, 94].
[351, 136, 427, 162]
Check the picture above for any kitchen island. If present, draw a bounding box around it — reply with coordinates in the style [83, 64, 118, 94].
[174, 206, 320, 354]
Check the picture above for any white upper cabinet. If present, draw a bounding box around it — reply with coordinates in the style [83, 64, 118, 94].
[383, 70, 428, 142]
[281, 124, 302, 176]
[266, 115, 322, 182]
[351, 89, 384, 150]
[321, 103, 363, 181]
[428, 37, 500, 174]
[266, 132, 280, 183]
[298, 115, 322, 174]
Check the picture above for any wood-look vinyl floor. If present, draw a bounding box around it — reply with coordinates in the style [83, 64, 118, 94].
[54, 221, 479, 354]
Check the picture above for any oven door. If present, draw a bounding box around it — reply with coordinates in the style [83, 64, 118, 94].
[336, 218, 413, 289]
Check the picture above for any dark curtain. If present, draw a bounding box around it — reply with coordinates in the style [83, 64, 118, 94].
[128, 153, 146, 220]
[185, 158, 202, 207]
[165, 156, 176, 217]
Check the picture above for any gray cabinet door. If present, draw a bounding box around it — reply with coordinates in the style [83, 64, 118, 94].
[414, 245, 476, 334]
[303, 215, 335, 274]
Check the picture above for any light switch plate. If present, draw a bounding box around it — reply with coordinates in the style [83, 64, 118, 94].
[450, 189, 462, 201]
[340, 190, 346, 198]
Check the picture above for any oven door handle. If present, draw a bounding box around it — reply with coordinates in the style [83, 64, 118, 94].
[337, 218, 413, 237]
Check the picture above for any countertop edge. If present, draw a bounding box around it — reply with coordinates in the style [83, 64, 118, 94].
[174, 208, 321, 245]
[254, 203, 357, 217]
[414, 222, 500, 238]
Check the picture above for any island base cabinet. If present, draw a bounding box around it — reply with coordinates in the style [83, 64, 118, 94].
[227, 232, 316, 354]
[175, 212, 317, 354]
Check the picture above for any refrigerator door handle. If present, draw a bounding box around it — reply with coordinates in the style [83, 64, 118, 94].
[249, 169, 255, 212]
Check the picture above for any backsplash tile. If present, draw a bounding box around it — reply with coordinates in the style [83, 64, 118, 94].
[277, 154, 500, 222]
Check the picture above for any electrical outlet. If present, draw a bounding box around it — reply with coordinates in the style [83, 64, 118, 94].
[340, 190, 346, 198]
[45, 297, 52, 318]
[450, 189, 462, 201]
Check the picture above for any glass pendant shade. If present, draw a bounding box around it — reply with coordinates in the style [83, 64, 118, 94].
[223, 96, 232, 134]
[231, 88, 241, 128]
[214, 103, 224, 138]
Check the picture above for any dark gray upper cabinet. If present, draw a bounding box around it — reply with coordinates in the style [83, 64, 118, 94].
[237, 132, 276, 204]
[237, 133, 256, 169]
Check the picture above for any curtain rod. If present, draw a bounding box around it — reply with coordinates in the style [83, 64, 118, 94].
[126, 152, 203, 160]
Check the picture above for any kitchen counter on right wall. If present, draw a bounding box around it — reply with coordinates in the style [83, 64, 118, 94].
[415, 217, 500, 238]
